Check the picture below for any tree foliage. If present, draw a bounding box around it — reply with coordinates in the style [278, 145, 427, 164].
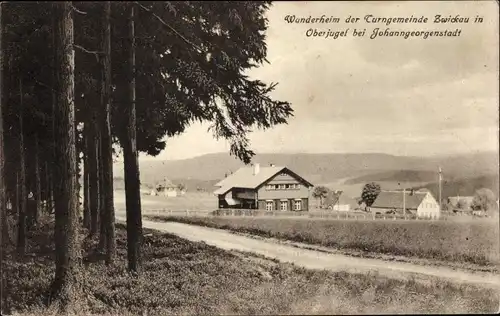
[1, 0, 294, 303]
[361, 182, 381, 207]
[2, 1, 293, 189]
[312, 186, 330, 207]
[471, 188, 497, 212]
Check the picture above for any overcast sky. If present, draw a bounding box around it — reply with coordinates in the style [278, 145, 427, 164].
[138, 1, 499, 161]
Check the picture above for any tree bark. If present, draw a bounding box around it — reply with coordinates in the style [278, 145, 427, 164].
[45, 160, 53, 214]
[50, 2, 79, 306]
[34, 133, 41, 225]
[50, 5, 57, 217]
[88, 113, 100, 236]
[83, 126, 90, 229]
[0, 1, 6, 247]
[100, 1, 116, 264]
[17, 78, 26, 255]
[0, 0, 6, 249]
[123, 4, 142, 272]
[98, 136, 106, 250]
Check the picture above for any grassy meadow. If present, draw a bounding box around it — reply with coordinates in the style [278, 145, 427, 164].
[3, 220, 498, 315]
[112, 190, 216, 214]
[150, 215, 500, 269]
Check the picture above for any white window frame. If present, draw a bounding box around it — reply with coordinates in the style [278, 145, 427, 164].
[280, 200, 288, 211]
[294, 199, 302, 211]
[266, 201, 273, 211]
[279, 184, 286, 190]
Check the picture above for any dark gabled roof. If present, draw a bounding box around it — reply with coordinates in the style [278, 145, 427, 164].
[371, 191, 429, 210]
[213, 165, 313, 195]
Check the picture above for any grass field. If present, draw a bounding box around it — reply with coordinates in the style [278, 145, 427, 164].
[3, 219, 499, 315]
[113, 190, 216, 213]
[149, 216, 500, 269]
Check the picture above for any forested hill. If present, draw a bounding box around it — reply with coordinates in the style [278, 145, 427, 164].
[112, 151, 498, 190]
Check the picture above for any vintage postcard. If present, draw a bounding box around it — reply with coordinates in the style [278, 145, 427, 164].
[1, 1, 499, 315]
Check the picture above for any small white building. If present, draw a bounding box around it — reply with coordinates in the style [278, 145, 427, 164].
[370, 190, 441, 219]
[328, 193, 356, 212]
[153, 178, 181, 198]
[163, 186, 178, 197]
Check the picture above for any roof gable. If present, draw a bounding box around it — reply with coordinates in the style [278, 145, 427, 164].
[213, 165, 313, 195]
[371, 191, 429, 209]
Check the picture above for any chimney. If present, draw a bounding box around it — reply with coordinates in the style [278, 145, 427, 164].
[253, 163, 260, 175]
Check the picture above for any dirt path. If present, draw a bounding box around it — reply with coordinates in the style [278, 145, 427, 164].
[116, 216, 500, 289]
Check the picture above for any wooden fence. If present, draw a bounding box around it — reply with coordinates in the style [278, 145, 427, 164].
[146, 208, 478, 221]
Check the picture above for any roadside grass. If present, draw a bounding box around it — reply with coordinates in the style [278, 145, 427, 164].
[148, 215, 500, 269]
[3, 219, 498, 315]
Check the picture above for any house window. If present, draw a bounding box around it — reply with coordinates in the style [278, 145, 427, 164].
[296, 184, 301, 189]
[274, 184, 279, 190]
[294, 200, 302, 211]
[266, 201, 273, 211]
[280, 201, 288, 211]
[279, 184, 286, 190]
[285, 184, 290, 189]
[266, 184, 274, 190]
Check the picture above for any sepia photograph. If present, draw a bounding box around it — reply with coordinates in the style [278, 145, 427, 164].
[0, 1, 499, 315]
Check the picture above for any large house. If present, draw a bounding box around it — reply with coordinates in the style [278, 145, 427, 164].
[214, 163, 314, 211]
[370, 190, 441, 219]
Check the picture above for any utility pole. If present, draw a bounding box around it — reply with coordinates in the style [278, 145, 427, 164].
[403, 186, 406, 216]
[438, 166, 442, 213]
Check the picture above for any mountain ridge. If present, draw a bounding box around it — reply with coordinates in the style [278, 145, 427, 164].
[113, 151, 498, 191]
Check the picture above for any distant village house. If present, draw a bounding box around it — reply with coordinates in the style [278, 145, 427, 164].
[324, 191, 357, 212]
[370, 190, 441, 219]
[447, 196, 474, 213]
[150, 178, 186, 197]
[213, 163, 314, 211]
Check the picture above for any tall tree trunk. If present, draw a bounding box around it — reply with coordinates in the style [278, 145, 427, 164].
[50, 2, 79, 306]
[0, 0, 7, 256]
[98, 137, 106, 250]
[0, 1, 6, 247]
[45, 160, 52, 214]
[124, 4, 142, 272]
[0, 5, 5, 313]
[34, 134, 41, 225]
[17, 78, 26, 255]
[88, 110, 99, 236]
[100, 1, 116, 264]
[14, 172, 18, 224]
[83, 126, 90, 229]
[50, 5, 57, 218]
[75, 114, 81, 223]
